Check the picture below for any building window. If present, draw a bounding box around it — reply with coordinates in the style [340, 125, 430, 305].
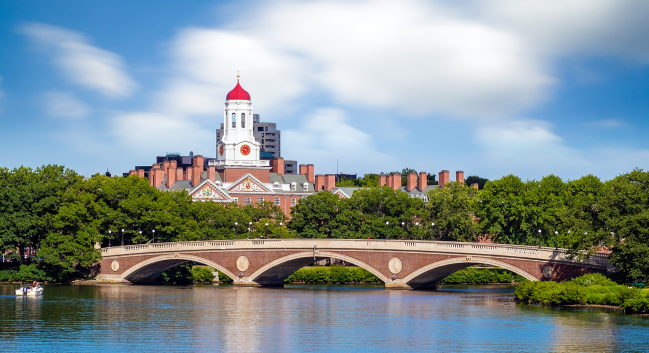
[303, 182, 308, 191]
[265, 127, 268, 131]
[241, 113, 245, 128]
[261, 139, 264, 143]
[232, 113, 236, 128]
[291, 182, 296, 191]
[258, 127, 264, 131]
[245, 197, 251, 205]
[217, 133, 220, 137]
[232, 197, 238, 204]
[291, 198, 296, 206]
[257, 197, 264, 204]
[274, 198, 280, 205]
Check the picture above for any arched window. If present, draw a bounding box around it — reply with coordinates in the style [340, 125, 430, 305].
[232, 113, 236, 128]
[241, 113, 245, 128]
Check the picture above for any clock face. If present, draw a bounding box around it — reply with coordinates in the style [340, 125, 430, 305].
[240, 144, 251, 156]
[219, 145, 224, 156]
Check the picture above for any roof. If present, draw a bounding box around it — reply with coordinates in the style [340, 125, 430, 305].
[226, 80, 251, 100]
[269, 172, 314, 193]
[260, 151, 275, 159]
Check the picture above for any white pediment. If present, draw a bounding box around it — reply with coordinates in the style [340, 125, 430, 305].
[190, 180, 233, 202]
[228, 174, 274, 193]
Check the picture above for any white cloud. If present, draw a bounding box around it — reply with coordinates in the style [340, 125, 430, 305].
[21, 23, 137, 98]
[111, 112, 214, 157]
[43, 90, 90, 118]
[283, 108, 392, 172]
[477, 0, 649, 61]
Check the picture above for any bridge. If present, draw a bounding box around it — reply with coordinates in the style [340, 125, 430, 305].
[96, 239, 610, 289]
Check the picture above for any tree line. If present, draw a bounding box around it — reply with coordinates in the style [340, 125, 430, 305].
[1, 164, 647, 283]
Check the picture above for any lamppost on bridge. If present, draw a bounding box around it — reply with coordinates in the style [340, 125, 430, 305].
[152, 229, 155, 243]
[121, 229, 124, 246]
[249, 222, 252, 239]
[385, 221, 389, 240]
[108, 230, 111, 247]
[431, 223, 435, 240]
[265, 223, 269, 239]
[415, 222, 419, 240]
[234, 222, 238, 240]
[139, 230, 142, 243]
[401, 222, 405, 239]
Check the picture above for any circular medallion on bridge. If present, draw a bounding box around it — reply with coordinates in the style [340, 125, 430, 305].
[240, 144, 251, 156]
[542, 265, 554, 279]
[219, 145, 224, 156]
[388, 257, 402, 275]
[236, 256, 249, 272]
[111, 260, 119, 272]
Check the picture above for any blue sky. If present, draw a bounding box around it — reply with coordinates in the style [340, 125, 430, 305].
[1, 0, 648, 181]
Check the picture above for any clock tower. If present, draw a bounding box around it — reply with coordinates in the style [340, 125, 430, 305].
[215, 74, 267, 167]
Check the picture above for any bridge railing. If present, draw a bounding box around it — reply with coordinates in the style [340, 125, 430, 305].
[100, 238, 609, 268]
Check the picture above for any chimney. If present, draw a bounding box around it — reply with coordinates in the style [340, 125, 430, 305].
[315, 174, 325, 191]
[137, 169, 145, 178]
[153, 168, 164, 188]
[325, 174, 336, 191]
[167, 167, 176, 188]
[207, 165, 215, 182]
[271, 157, 285, 176]
[176, 167, 184, 181]
[129, 170, 137, 176]
[170, 160, 177, 169]
[191, 165, 201, 187]
[299, 164, 307, 175]
[193, 155, 204, 169]
[407, 173, 417, 192]
[456, 170, 464, 184]
[392, 173, 402, 190]
[306, 164, 315, 184]
[471, 183, 479, 189]
[439, 170, 449, 188]
[162, 161, 170, 173]
[379, 174, 387, 187]
[185, 167, 193, 184]
[419, 171, 427, 191]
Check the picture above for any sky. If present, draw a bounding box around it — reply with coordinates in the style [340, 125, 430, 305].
[1, 0, 648, 181]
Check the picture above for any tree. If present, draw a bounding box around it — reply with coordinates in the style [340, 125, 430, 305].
[288, 192, 341, 238]
[464, 175, 488, 190]
[0, 165, 82, 262]
[596, 169, 649, 282]
[425, 181, 480, 241]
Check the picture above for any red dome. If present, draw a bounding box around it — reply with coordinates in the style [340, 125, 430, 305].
[226, 80, 251, 101]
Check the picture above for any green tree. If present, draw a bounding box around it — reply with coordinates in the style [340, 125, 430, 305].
[0, 165, 82, 262]
[597, 169, 649, 282]
[464, 175, 489, 190]
[288, 191, 341, 238]
[425, 181, 480, 241]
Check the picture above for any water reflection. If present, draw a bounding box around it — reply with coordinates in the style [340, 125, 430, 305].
[0, 283, 647, 352]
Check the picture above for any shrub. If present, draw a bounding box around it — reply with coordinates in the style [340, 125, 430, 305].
[621, 297, 649, 313]
[440, 268, 526, 284]
[285, 266, 380, 284]
[191, 266, 216, 283]
[219, 271, 234, 283]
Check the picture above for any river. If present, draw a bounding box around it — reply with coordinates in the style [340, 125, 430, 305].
[1, 283, 647, 352]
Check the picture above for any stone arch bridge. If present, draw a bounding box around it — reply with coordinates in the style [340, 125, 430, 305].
[96, 239, 609, 289]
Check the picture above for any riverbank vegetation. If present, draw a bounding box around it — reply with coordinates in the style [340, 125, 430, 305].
[285, 266, 381, 284]
[0, 165, 648, 284]
[515, 274, 649, 313]
[439, 267, 526, 284]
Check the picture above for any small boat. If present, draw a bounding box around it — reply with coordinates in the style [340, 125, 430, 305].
[15, 285, 44, 296]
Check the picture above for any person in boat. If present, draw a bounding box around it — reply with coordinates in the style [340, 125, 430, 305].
[31, 280, 39, 289]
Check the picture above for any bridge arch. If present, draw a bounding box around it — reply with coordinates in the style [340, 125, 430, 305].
[402, 257, 538, 289]
[119, 254, 238, 283]
[248, 251, 390, 285]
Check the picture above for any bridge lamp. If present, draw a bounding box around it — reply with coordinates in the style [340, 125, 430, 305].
[108, 230, 111, 247]
[235, 222, 238, 240]
[121, 229, 125, 246]
[266, 223, 269, 238]
[152, 230, 155, 243]
[385, 221, 389, 240]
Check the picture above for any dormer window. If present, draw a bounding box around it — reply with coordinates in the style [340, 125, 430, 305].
[273, 182, 280, 188]
[303, 182, 308, 191]
[291, 182, 297, 191]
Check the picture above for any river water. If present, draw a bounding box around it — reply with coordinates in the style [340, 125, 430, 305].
[1, 283, 647, 352]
